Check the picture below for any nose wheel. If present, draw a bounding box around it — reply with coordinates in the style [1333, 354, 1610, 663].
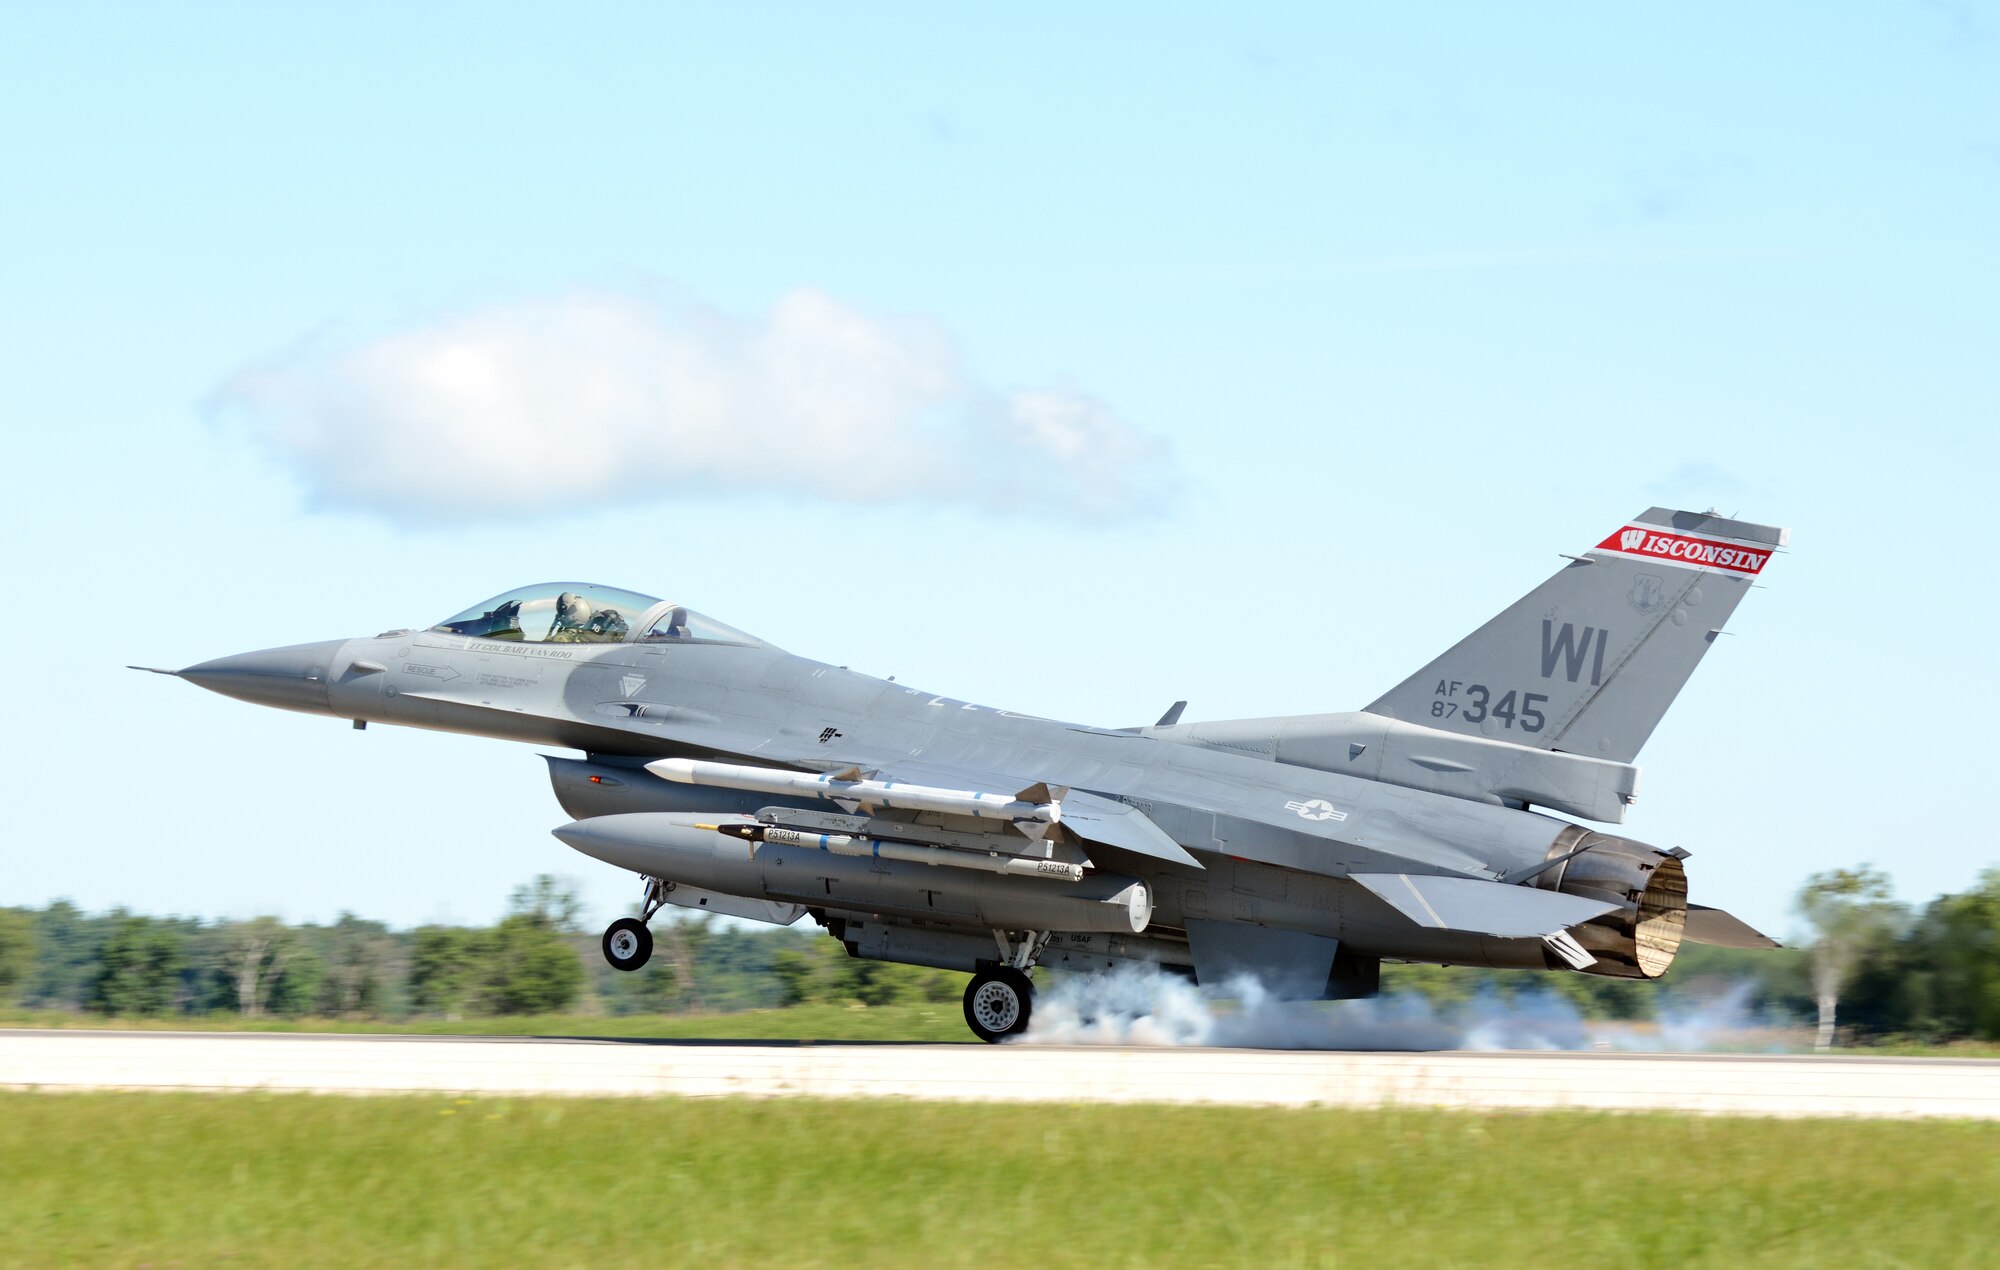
[963, 967, 1034, 1043]
[602, 916, 654, 971]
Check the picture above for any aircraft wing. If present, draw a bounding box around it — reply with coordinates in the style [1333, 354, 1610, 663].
[1349, 872, 1618, 938]
[573, 696, 1217, 870]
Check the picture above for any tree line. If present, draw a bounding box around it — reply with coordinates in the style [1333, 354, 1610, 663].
[1797, 865, 2000, 1046]
[0, 868, 1993, 1043]
[0, 876, 963, 1022]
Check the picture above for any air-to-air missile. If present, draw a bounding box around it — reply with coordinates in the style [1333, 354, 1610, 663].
[700, 820, 1087, 881]
[648, 757, 1062, 832]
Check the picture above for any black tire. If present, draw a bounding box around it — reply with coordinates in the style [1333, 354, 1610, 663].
[963, 967, 1034, 1043]
[602, 917, 653, 972]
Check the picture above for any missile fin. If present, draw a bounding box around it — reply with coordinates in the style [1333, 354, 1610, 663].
[1014, 782, 1067, 805]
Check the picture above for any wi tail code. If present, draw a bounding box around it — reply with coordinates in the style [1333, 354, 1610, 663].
[1542, 620, 1607, 685]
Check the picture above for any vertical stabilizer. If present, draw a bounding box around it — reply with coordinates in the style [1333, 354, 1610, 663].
[1365, 508, 1787, 763]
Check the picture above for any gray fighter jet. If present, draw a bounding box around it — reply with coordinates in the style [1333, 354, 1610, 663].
[141, 508, 1784, 1041]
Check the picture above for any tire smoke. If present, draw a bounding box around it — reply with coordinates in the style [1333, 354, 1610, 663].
[1018, 964, 1767, 1052]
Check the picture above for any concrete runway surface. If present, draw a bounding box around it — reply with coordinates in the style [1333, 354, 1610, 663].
[6, 1030, 1999, 1118]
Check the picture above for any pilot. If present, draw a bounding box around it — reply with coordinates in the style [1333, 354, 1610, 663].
[547, 592, 594, 641]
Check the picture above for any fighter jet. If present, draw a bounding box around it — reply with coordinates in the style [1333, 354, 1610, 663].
[141, 507, 1784, 1041]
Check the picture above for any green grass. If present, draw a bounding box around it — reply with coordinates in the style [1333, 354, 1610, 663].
[2, 1091, 1995, 1268]
[0, 1003, 975, 1042]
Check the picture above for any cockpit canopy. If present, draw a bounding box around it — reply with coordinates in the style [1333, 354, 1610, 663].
[431, 583, 763, 647]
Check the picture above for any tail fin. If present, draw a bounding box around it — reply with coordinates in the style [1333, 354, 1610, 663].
[1366, 508, 1787, 763]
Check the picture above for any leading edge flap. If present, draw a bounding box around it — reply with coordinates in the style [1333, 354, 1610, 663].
[1060, 791, 1204, 869]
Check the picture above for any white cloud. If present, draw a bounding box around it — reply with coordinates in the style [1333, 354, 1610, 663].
[209, 286, 1173, 522]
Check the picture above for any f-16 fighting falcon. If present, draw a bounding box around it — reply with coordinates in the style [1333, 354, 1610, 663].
[139, 508, 1786, 1041]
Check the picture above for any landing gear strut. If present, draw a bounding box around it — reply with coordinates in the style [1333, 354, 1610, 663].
[601, 876, 668, 972]
[963, 967, 1034, 1043]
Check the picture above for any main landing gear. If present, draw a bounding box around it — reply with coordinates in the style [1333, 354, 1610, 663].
[601, 877, 668, 972]
[963, 967, 1034, 1043]
[963, 929, 1047, 1043]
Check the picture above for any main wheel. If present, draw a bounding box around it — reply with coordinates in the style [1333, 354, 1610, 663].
[963, 967, 1034, 1043]
[602, 917, 653, 971]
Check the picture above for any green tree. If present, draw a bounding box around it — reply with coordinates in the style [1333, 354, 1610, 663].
[408, 926, 482, 1018]
[596, 951, 679, 1015]
[266, 942, 327, 1017]
[1925, 870, 2000, 1039]
[1798, 866, 1904, 1049]
[507, 875, 584, 933]
[768, 936, 959, 1008]
[24, 900, 106, 1009]
[654, 916, 712, 1011]
[1854, 869, 2000, 1042]
[315, 913, 400, 1016]
[88, 914, 188, 1016]
[216, 917, 298, 1017]
[771, 944, 850, 1006]
[0, 909, 35, 1005]
[482, 913, 585, 1014]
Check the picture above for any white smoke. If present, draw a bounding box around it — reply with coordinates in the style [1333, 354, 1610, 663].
[208, 285, 1174, 524]
[1019, 964, 1771, 1052]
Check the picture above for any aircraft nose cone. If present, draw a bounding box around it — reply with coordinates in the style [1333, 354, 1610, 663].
[178, 639, 348, 714]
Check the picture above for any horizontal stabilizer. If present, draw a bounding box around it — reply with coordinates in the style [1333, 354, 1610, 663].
[1351, 872, 1618, 938]
[1683, 904, 1780, 949]
[1059, 791, 1203, 869]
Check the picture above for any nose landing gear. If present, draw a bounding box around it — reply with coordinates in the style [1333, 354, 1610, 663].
[602, 917, 653, 971]
[601, 876, 668, 972]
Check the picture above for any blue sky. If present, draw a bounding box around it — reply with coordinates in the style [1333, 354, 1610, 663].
[4, 4, 1995, 938]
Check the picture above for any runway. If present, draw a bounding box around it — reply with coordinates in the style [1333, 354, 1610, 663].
[5, 1030, 1998, 1118]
